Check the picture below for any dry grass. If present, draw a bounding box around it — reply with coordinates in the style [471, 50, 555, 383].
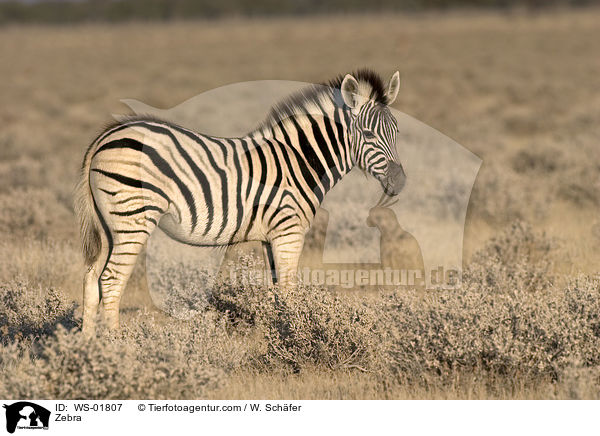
[1, 227, 599, 399]
[0, 9, 599, 399]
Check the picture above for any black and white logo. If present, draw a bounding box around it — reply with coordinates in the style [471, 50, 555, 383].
[3, 402, 50, 434]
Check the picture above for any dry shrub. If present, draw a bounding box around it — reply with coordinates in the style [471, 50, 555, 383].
[381, 274, 600, 388]
[0, 325, 223, 399]
[377, 225, 598, 388]
[554, 134, 600, 207]
[465, 220, 555, 293]
[122, 311, 260, 373]
[0, 187, 74, 240]
[469, 163, 524, 223]
[0, 239, 82, 291]
[511, 148, 563, 175]
[509, 139, 600, 209]
[560, 275, 600, 366]
[0, 282, 245, 399]
[552, 275, 600, 399]
[148, 259, 214, 319]
[382, 288, 561, 385]
[469, 161, 554, 224]
[0, 342, 43, 398]
[156, 254, 385, 373]
[260, 287, 383, 372]
[0, 156, 44, 193]
[0, 280, 77, 344]
[0, 309, 257, 399]
[557, 165, 600, 207]
[209, 280, 384, 372]
[41, 325, 224, 399]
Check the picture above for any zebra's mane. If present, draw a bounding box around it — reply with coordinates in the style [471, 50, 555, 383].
[260, 69, 389, 130]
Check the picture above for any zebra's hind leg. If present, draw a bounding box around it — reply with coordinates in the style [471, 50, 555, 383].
[98, 218, 158, 330]
[82, 211, 114, 337]
[82, 261, 102, 337]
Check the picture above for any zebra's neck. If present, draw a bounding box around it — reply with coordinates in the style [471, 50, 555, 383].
[252, 99, 354, 209]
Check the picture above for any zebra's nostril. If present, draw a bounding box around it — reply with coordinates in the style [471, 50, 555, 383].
[383, 161, 406, 195]
[388, 161, 403, 174]
[387, 161, 405, 180]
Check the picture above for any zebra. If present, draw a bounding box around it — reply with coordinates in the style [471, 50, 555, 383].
[75, 69, 406, 334]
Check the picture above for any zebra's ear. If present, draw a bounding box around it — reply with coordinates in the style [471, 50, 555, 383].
[386, 71, 400, 105]
[340, 74, 360, 108]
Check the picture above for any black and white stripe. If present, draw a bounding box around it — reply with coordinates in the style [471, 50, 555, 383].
[75, 69, 405, 333]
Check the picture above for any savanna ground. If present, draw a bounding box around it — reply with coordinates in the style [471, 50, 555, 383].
[1, 9, 599, 399]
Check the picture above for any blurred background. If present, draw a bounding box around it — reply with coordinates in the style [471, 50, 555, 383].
[0, 0, 598, 23]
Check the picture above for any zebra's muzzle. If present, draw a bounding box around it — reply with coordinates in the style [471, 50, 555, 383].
[382, 161, 406, 196]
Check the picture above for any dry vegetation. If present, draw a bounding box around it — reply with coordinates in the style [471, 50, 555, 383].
[0, 9, 599, 399]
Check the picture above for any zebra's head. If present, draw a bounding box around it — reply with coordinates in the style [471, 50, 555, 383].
[340, 71, 406, 197]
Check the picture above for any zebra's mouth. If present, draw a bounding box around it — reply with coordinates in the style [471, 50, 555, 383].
[383, 182, 400, 196]
[381, 161, 406, 196]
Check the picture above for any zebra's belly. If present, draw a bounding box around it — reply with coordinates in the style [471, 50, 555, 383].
[156, 211, 262, 247]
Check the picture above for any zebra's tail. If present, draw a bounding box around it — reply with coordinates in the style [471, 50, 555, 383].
[74, 145, 101, 266]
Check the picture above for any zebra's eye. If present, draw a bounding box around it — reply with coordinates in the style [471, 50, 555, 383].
[363, 130, 376, 140]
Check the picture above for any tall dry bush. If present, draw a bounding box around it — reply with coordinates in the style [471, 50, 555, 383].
[121, 311, 261, 373]
[0, 280, 76, 344]
[208, 278, 384, 372]
[380, 224, 598, 388]
[464, 220, 555, 293]
[0, 281, 244, 399]
[0, 324, 224, 399]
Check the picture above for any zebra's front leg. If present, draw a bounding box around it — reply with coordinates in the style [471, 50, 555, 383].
[269, 229, 305, 288]
[262, 242, 277, 286]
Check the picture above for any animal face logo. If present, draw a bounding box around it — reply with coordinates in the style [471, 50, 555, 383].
[3, 402, 50, 433]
